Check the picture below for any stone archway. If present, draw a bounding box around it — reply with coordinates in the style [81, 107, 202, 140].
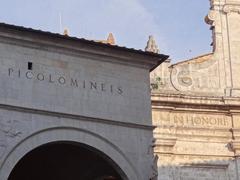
[8, 141, 124, 180]
[0, 127, 138, 180]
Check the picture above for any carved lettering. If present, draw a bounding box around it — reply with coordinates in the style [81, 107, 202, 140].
[58, 76, 66, 85]
[117, 87, 123, 95]
[49, 74, 55, 83]
[110, 85, 113, 93]
[186, 116, 194, 125]
[172, 114, 229, 127]
[194, 117, 201, 125]
[83, 80, 86, 89]
[70, 78, 78, 87]
[90, 81, 97, 90]
[101, 83, 106, 92]
[7, 68, 124, 95]
[37, 73, 44, 81]
[26, 71, 33, 79]
[174, 116, 184, 125]
[8, 68, 13, 76]
[18, 69, 21, 78]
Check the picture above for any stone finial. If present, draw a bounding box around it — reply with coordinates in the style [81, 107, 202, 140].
[107, 33, 115, 45]
[93, 33, 116, 45]
[145, 35, 160, 54]
[63, 28, 69, 36]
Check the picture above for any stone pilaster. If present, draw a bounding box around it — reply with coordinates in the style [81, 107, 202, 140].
[206, 0, 240, 95]
[154, 137, 176, 154]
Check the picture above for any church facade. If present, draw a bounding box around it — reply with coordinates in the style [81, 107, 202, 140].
[151, 0, 240, 179]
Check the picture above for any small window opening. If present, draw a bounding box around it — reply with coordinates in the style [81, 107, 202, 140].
[28, 62, 33, 70]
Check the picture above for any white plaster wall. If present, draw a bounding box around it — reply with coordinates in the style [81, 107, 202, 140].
[0, 35, 154, 179]
[0, 107, 153, 180]
[0, 41, 151, 125]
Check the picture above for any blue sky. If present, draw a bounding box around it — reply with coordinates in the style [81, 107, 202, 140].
[0, 0, 212, 62]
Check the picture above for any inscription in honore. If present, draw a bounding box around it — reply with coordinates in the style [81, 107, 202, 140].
[8, 68, 123, 95]
[172, 113, 229, 127]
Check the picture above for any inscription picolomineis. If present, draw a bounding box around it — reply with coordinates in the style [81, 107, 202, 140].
[8, 68, 123, 95]
[171, 113, 229, 128]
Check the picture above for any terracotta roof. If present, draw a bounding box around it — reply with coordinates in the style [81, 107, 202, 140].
[171, 53, 213, 67]
[0, 22, 169, 62]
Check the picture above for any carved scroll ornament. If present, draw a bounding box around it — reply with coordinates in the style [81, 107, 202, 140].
[0, 119, 24, 159]
[223, 4, 240, 14]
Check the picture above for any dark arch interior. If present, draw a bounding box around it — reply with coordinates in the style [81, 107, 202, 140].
[8, 142, 125, 180]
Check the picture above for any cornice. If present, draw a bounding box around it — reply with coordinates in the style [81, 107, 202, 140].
[0, 23, 168, 72]
[154, 137, 177, 154]
[151, 93, 240, 108]
[229, 140, 240, 156]
[0, 103, 154, 130]
[223, 4, 240, 14]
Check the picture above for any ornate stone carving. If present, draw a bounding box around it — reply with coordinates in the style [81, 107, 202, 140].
[177, 71, 193, 87]
[170, 67, 193, 91]
[0, 120, 22, 138]
[0, 119, 24, 159]
[223, 4, 240, 14]
[205, 10, 217, 26]
[168, 54, 219, 92]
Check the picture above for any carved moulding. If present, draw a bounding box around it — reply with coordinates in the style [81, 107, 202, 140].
[0, 141, 6, 160]
[223, 4, 240, 14]
[229, 140, 240, 156]
[154, 137, 177, 154]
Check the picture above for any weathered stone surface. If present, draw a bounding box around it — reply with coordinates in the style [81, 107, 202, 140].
[151, 0, 240, 179]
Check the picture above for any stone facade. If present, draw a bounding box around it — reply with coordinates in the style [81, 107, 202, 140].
[0, 23, 168, 180]
[151, 0, 240, 179]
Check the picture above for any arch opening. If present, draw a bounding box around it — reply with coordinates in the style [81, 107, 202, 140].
[8, 141, 126, 180]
